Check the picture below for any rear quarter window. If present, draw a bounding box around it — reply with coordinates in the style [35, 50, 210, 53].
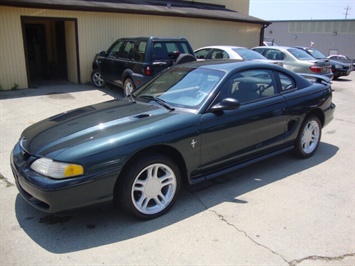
[277, 72, 296, 91]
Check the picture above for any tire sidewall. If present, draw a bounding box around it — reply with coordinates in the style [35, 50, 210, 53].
[117, 154, 181, 219]
[123, 78, 135, 96]
[294, 116, 322, 158]
[91, 70, 106, 88]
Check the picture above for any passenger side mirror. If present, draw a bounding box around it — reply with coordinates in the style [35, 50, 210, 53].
[211, 98, 241, 112]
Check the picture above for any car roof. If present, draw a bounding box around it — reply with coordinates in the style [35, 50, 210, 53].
[253, 46, 299, 50]
[195, 45, 247, 50]
[115, 36, 189, 41]
[173, 59, 284, 73]
[294, 46, 319, 51]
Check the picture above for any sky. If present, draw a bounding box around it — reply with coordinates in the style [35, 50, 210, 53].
[249, 0, 355, 21]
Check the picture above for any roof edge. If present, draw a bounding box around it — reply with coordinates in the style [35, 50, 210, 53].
[0, 0, 271, 25]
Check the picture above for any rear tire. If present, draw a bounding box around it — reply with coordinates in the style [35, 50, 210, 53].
[123, 78, 135, 96]
[116, 154, 181, 220]
[293, 116, 321, 158]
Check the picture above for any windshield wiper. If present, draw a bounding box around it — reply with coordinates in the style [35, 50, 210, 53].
[139, 95, 175, 111]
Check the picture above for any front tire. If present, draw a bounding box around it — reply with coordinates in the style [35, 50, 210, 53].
[293, 116, 321, 158]
[117, 154, 181, 219]
[91, 69, 106, 88]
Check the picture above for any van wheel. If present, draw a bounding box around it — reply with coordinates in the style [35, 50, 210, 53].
[123, 78, 135, 96]
[116, 154, 181, 220]
[91, 70, 106, 88]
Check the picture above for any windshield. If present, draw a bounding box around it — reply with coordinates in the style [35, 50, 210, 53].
[288, 48, 315, 60]
[134, 67, 225, 110]
[234, 48, 266, 60]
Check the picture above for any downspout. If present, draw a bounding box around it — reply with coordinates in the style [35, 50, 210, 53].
[260, 23, 271, 46]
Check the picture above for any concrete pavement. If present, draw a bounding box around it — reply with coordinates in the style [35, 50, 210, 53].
[0, 77, 354, 265]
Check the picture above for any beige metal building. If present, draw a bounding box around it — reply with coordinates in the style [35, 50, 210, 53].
[0, 0, 269, 90]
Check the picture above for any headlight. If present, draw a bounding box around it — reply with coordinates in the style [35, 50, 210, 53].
[31, 158, 84, 179]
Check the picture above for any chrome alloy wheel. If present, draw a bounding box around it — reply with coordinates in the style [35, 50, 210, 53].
[92, 71, 105, 87]
[301, 120, 320, 154]
[131, 163, 177, 215]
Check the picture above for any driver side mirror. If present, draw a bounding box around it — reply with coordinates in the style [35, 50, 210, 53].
[98, 50, 106, 56]
[211, 98, 241, 112]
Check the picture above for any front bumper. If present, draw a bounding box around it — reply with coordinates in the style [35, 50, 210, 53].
[11, 143, 118, 213]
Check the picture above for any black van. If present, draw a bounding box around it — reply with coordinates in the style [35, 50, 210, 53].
[91, 36, 195, 95]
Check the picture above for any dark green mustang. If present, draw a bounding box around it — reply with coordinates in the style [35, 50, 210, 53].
[11, 60, 335, 219]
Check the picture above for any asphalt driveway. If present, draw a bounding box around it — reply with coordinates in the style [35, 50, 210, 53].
[0, 77, 354, 265]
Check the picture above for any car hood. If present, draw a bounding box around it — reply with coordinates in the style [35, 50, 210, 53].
[20, 99, 195, 158]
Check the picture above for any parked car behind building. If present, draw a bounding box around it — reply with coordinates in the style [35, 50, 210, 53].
[91, 36, 195, 95]
[295, 47, 352, 80]
[252, 46, 333, 79]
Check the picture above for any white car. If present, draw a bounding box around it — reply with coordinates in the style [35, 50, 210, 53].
[194, 45, 273, 63]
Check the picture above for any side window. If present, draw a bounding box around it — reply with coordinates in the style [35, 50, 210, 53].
[108, 41, 123, 58]
[265, 49, 285, 60]
[195, 49, 210, 59]
[211, 49, 229, 59]
[278, 72, 296, 91]
[118, 41, 135, 59]
[228, 70, 276, 104]
[131, 41, 146, 62]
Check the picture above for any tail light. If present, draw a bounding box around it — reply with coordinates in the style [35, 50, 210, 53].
[145, 66, 152, 76]
[310, 65, 331, 73]
[309, 66, 322, 73]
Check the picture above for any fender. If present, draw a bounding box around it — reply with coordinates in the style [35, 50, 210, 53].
[122, 69, 149, 88]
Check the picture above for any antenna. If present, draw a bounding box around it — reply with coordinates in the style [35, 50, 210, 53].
[344, 5, 351, 19]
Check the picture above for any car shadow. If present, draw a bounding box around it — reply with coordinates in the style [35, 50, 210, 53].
[332, 77, 352, 82]
[14, 142, 339, 254]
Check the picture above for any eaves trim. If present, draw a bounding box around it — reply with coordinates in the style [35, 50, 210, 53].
[0, 0, 271, 25]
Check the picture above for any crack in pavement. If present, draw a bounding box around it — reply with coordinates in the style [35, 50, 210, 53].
[191, 191, 289, 264]
[0, 173, 14, 187]
[191, 191, 354, 265]
[289, 253, 355, 266]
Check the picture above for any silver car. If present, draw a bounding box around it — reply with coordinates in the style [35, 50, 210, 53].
[252, 46, 333, 79]
[195, 45, 273, 63]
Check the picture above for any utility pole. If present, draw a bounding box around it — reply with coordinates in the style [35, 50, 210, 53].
[344, 5, 351, 19]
